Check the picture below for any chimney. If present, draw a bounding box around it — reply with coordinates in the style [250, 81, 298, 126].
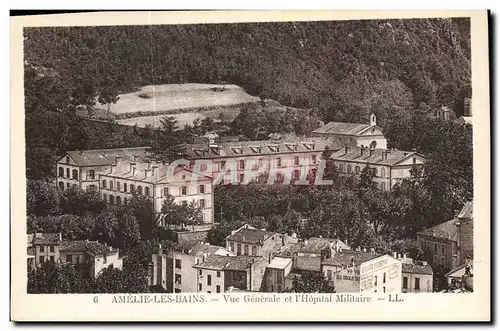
[268, 253, 272, 264]
[403, 253, 407, 263]
[393, 252, 397, 258]
[132, 166, 136, 176]
[397, 253, 401, 259]
[363, 248, 367, 252]
[344, 145, 348, 155]
[422, 261, 427, 266]
[133, 154, 138, 162]
[110, 164, 116, 173]
[282, 235, 285, 246]
[351, 257, 355, 267]
[370, 248, 375, 254]
[152, 165, 158, 176]
[130, 162, 136, 172]
[58, 233, 62, 241]
[369, 148, 374, 157]
[304, 240, 309, 246]
[115, 156, 122, 164]
[145, 169, 151, 178]
[360, 146, 365, 156]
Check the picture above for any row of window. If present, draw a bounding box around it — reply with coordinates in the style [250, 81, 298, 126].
[420, 240, 446, 254]
[58, 167, 79, 180]
[39, 245, 55, 253]
[402, 276, 420, 290]
[221, 155, 318, 170]
[229, 242, 258, 256]
[198, 283, 221, 293]
[101, 180, 206, 197]
[335, 164, 387, 177]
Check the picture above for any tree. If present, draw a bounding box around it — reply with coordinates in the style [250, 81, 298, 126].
[285, 271, 334, 293]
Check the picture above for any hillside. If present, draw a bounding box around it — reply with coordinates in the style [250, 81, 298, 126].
[24, 18, 471, 121]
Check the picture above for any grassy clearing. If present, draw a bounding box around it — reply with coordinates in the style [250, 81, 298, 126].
[98, 83, 259, 116]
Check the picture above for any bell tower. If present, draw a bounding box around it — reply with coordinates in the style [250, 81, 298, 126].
[369, 113, 377, 126]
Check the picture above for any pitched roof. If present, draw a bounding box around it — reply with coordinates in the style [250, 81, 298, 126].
[312, 122, 373, 136]
[188, 243, 227, 256]
[445, 263, 472, 278]
[402, 263, 433, 275]
[322, 250, 380, 267]
[98, 161, 211, 184]
[417, 219, 459, 242]
[64, 147, 151, 166]
[31, 233, 61, 245]
[458, 201, 473, 220]
[60, 240, 118, 256]
[194, 255, 264, 271]
[226, 228, 275, 245]
[267, 257, 293, 269]
[298, 237, 349, 253]
[330, 147, 425, 166]
[182, 137, 343, 159]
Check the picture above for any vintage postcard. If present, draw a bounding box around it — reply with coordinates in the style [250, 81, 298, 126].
[10, 10, 490, 321]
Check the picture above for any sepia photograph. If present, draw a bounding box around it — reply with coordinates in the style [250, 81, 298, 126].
[10, 10, 490, 322]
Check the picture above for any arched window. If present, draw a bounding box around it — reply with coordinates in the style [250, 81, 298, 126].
[137, 186, 143, 195]
[66, 169, 70, 178]
[339, 164, 344, 173]
[58, 167, 64, 177]
[381, 167, 386, 178]
[145, 187, 150, 196]
[66, 183, 70, 189]
[103, 193, 107, 202]
[130, 184, 135, 193]
[163, 187, 169, 196]
[109, 195, 115, 204]
[116, 196, 122, 205]
[116, 182, 121, 191]
[58, 181, 64, 190]
[66, 156, 70, 164]
[72, 169, 79, 180]
[347, 165, 352, 174]
[370, 140, 377, 149]
[124, 197, 128, 204]
[124, 183, 128, 192]
[102, 179, 107, 189]
[373, 167, 378, 176]
[355, 166, 360, 174]
[110, 181, 114, 191]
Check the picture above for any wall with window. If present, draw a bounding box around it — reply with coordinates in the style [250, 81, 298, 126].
[322, 264, 361, 293]
[171, 251, 199, 293]
[224, 269, 249, 291]
[359, 255, 402, 294]
[92, 251, 123, 278]
[196, 268, 224, 293]
[402, 272, 433, 293]
[417, 234, 457, 269]
[35, 243, 61, 265]
[59, 250, 87, 265]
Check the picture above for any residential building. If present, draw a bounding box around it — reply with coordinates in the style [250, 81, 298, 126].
[56, 147, 150, 191]
[359, 254, 403, 294]
[329, 146, 426, 190]
[456, 201, 473, 265]
[312, 113, 387, 150]
[445, 262, 473, 291]
[59, 240, 123, 278]
[436, 106, 455, 121]
[193, 255, 268, 293]
[27, 232, 62, 267]
[27, 232, 122, 278]
[98, 160, 214, 225]
[321, 250, 380, 293]
[401, 261, 433, 293]
[149, 242, 234, 293]
[171, 242, 234, 293]
[417, 201, 473, 269]
[279, 237, 350, 272]
[262, 257, 293, 292]
[225, 224, 296, 258]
